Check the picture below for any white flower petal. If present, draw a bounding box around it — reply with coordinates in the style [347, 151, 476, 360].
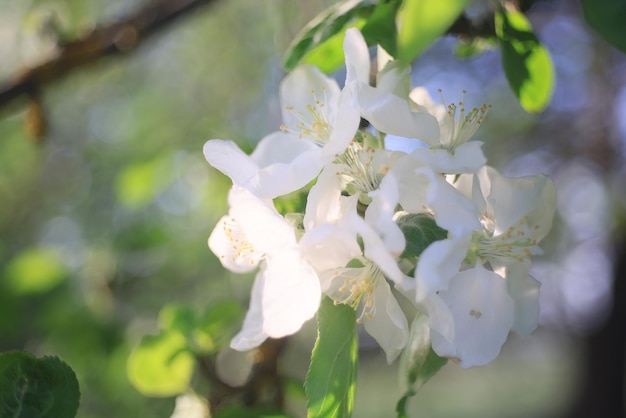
[344, 27, 370, 85]
[323, 87, 361, 157]
[422, 167, 481, 236]
[410, 141, 486, 174]
[366, 172, 405, 255]
[415, 236, 472, 301]
[363, 278, 409, 363]
[377, 60, 411, 99]
[208, 215, 262, 273]
[506, 262, 541, 336]
[299, 223, 361, 272]
[261, 251, 321, 337]
[303, 166, 351, 230]
[348, 211, 406, 288]
[358, 85, 440, 145]
[279, 65, 341, 128]
[203, 139, 259, 186]
[231, 269, 269, 351]
[430, 265, 515, 368]
[476, 166, 556, 239]
[228, 186, 296, 254]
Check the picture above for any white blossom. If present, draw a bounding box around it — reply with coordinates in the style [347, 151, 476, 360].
[415, 166, 556, 367]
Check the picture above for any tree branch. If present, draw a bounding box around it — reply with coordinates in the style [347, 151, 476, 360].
[0, 0, 220, 111]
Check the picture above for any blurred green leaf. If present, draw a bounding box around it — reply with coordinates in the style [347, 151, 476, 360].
[495, 8, 554, 113]
[305, 297, 357, 418]
[126, 331, 194, 397]
[115, 155, 173, 209]
[214, 405, 293, 418]
[396, 314, 447, 418]
[454, 37, 497, 59]
[195, 300, 244, 353]
[396, 0, 471, 63]
[0, 351, 80, 418]
[158, 303, 197, 338]
[4, 247, 68, 294]
[581, 0, 626, 53]
[283, 0, 375, 73]
[396, 213, 448, 264]
[360, 0, 402, 56]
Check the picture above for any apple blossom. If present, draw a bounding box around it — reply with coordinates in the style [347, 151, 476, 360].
[414, 166, 556, 367]
[208, 186, 321, 350]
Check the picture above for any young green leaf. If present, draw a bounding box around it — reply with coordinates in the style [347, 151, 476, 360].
[581, 0, 626, 53]
[396, 314, 447, 417]
[360, 0, 402, 56]
[0, 351, 80, 418]
[282, 0, 375, 72]
[126, 331, 195, 397]
[396, 0, 472, 63]
[305, 297, 358, 418]
[158, 303, 197, 338]
[4, 247, 68, 295]
[495, 8, 554, 113]
[395, 213, 448, 264]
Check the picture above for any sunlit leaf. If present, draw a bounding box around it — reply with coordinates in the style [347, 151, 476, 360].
[126, 331, 194, 397]
[283, 0, 375, 72]
[0, 351, 80, 418]
[195, 300, 243, 353]
[4, 247, 67, 294]
[581, 0, 626, 53]
[495, 8, 554, 113]
[158, 303, 197, 338]
[396, 0, 471, 63]
[360, 0, 402, 56]
[396, 314, 447, 418]
[115, 155, 173, 209]
[454, 37, 497, 59]
[305, 297, 357, 418]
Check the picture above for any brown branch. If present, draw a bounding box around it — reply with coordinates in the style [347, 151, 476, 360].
[0, 0, 220, 111]
[198, 338, 288, 414]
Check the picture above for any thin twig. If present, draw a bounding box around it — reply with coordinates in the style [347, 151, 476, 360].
[0, 0, 220, 110]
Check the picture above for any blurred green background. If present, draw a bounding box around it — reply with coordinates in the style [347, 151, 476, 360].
[0, 1, 624, 417]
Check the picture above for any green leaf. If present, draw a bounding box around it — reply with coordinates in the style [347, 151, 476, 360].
[195, 300, 244, 353]
[4, 247, 68, 294]
[305, 297, 358, 418]
[214, 405, 293, 418]
[581, 0, 626, 53]
[360, 0, 402, 56]
[396, 314, 447, 417]
[158, 303, 197, 338]
[395, 213, 448, 264]
[396, 0, 471, 63]
[454, 37, 496, 59]
[115, 155, 173, 209]
[0, 351, 80, 418]
[126, 331, 195, 397]
[495, 8, 554, 113]
[282, 0, 375, 72]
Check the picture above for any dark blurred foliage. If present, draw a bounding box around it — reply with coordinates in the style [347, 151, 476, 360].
[0, 0, 624, 417]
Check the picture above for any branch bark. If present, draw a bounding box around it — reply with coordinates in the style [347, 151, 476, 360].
[0, 0, 220, 110]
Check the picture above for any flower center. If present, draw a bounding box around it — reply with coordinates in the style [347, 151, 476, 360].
[337, 140, 387, 195]
[220, 217, 263, 265]
[280, 87, 332, 146]
[334, 262, 382, 323]
[469, 213, 542, 265]
[437, 89, 490, 152]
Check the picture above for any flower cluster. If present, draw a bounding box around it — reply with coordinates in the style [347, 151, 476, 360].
[203, 28, 555, 367]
